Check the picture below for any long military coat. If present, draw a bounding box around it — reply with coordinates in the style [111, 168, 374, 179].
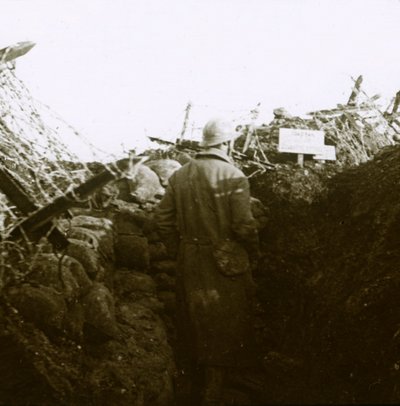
[155, 148, 259, 367]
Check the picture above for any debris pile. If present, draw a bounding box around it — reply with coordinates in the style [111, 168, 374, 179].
[242, 76, 398, 167]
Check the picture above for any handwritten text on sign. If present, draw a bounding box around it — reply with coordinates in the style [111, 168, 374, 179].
[278, 128, 325, 155]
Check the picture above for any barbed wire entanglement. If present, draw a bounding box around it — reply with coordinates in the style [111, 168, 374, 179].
[253, 82, 398, 167]
[0, 65, 86, 233]
[0, 63, 128, 240]
[0, 62, 133, 291]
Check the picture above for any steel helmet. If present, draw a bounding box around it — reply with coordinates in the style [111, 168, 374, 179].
[200, 118, 240, 148]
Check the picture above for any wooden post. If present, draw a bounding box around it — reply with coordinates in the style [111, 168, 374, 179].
[392, 91, 400, 114]
[297, 154, 304, 167]
[177, 101, 192, 144]
[242, 103, 261, 153]
[347, 75, 363, 106]
[242, 124, 254, 153]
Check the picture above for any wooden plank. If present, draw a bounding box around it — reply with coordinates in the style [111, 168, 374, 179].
[0, 167, 69, 249]
[0, 41, 36, 63]
[9, 157, 144, 241]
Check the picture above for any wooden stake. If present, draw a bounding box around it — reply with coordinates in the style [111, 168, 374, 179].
[242, 103, 261, 153]
[392, 91, 400, 114]
[347, 75, 363, 106]
[242, 124, 254, 153]
[177, 101, 192, 144]
[297, 154, 304, 167]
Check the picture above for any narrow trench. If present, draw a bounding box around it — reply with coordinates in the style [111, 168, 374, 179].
[2, 147, 400, 405]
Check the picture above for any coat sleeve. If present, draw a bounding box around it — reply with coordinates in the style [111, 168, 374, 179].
[154, 179, 180, 258]
[230, 174, 260, 260]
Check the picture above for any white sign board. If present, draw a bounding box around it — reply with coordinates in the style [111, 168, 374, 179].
[278, 128, 325, 155]
[313, 145, 337, 161]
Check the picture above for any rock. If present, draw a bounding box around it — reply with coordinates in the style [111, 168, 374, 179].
[66, 256, 93, 296]
[7, 284, 66, 332]
[82, 282, 120, 340]
[126, 165, 165, 204]
[112, 208, 150, 236]
[110, 199, 141, 213]
[145, 159, 181, 187]
[117, 302, 156, 327]
[150, 260, 177, 276]
[65, 226, 100, 250]
[28, 253, 92, 299]
[115, 235, 150, 270]
[88, 228, 115, 263]
[135, 296, 165, 314]
[149, 242, 168, 262]
[64, 301, 85, 340]
[66, 226, 115, 264]
[114, 270, 156, 297]
[68, 215, 114, 232]
[154, 273, 175, 290]
[65, 238, 102, 279]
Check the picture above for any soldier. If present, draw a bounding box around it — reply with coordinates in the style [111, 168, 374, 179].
[155, 118, 260, 406]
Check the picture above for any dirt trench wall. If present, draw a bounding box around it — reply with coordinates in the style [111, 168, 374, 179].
[250, 145, 400, 404]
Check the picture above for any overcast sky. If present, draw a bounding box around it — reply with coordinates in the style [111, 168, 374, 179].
[1, 0, 400, 159]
